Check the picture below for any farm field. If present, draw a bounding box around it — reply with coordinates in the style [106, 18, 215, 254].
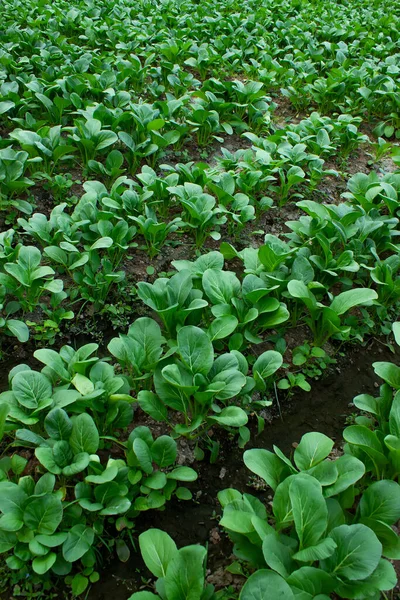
[0, 0, 400, 598]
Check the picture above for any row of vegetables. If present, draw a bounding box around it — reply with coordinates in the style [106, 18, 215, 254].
[1, 0, 400, 597]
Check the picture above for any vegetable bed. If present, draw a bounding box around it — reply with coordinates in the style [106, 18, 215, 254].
[0, 0, 399, 598]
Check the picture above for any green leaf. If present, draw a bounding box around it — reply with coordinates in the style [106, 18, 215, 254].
[0, 530, 17, 552]
[71, 573, 89, 596]
[69, 414, 99, 454]
[293, 538, 337, 562]
[294, 432, 334, 470]
[359, 480, 400, 525]
[0, 403, 9, 443]
[34, 349, 70, 381]
[209, 406, 248, 427]
[253, 351, 283, 380]
[144, 472, 167, 490]
[138, 391, 167, 422]
[44, 408, 72, 440]
[62, 525, 95, 562]
[240, 570, 295, 600]
[330, 288, 378, 315]
[36, 532, 68, 547]
[323, 455, 365, 497]
[165, 545, 206, 600]
[71, 373, 94, 395]
[7, 320, 29, 342]
[289, 475, 328, 549]
[287, 566, 334, 597]
[32, 552, 57, 575]
[176, 487, 192, 500]
[151, 436, 177, 467]
[133, 438, 153, 474]
[139, 529, 178, 578]
[127, 593, 159, 600]
[393, 322, 400, 346]
[321, 524, 382, 580]
[373, 361, 400, 389]
[85, 463, 118, 484]
[177, 326, 214, 376]
[262, 534, 295, 577]
[116, 538, 131, 562]
[24, 495, 63, 535]
[167, 467, 198, 481]
[208, 316, 238, 341]
[12, 370, 52, 410]
[244, 449, 291, 491]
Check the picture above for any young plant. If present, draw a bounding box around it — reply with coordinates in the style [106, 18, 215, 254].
[287, 280, 378, 346]
[0, 245, 63, 313]
[128, 529, 214, 600]
[220, 432, 400, 599]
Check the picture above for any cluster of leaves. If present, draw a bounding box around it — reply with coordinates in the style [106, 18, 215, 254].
[0, 344, 197, 596]
[0, 0, 399, 597]
[120, 337, 400, 600]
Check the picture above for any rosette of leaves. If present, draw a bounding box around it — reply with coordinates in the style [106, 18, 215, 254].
[16, 409, 100, 477]
[0, 367, 81, 427]
[138, 325, 281, 438]
[0, 245, 64, 312]
[136, 270, 208, 336]
[0, 472, 98, 595]
[219, 432, 400, 599]
[167, 182, 226, 247]
[75, 425, 197, 519]
[128, 529, 214, 600]
[108, 317, 166, 389]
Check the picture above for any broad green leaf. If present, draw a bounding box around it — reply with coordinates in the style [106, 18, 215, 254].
[0, 481, 27, 517]
[323, 455, 365, 497]
[139, 529, 178, 578]
[393, 322, 400, 346]
[208, 316, 238, 341]
[240, 570, 295, 600]
[166, 466, 197, 481]
[289, 475, 328, 549]
[293, 538, 337, 562]
[0, 403, 9, 443]
[262, 534, 295, 577]
[165, 545, 206, 600]
[12, 370, 52, 410]
[177, 326, 213, 375]
[373, 361, 400, 389]
[330, 288, 378, 315]
[32, 552, 57, 575]
[253, 351, 283, 380]
[7, 320, 29, 342]
[287, 566, 334, 597]
[138, 391, 167, 422]
[133, 438, 153, 474]
[151, 436, 177, 467]
[359, 480, 400, 525]
[24, 495, 63, 535]
[44, 408, 72, 440]
[244, 449, 291, 491]
[209, 406, 248, 427]
[62, 524, 94, 562]
[69, 414, 99, 454]
[321, 524, 382, 580]
[294, 433, 334, 471]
